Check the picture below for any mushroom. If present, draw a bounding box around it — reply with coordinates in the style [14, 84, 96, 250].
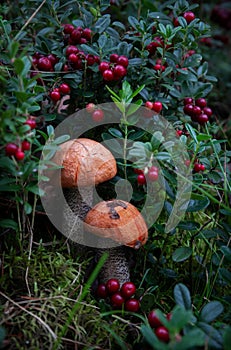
[51, 138, 117, 245]
[84, 199, 148, 284]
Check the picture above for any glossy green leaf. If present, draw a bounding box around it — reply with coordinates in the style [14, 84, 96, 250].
[0, 219, 18, 230]
[172, 247, 192, 262]
[200, 301, 224, 323]
[174, 283, 191, 310]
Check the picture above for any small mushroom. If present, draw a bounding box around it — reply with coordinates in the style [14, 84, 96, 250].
[84, 199, 148, 284]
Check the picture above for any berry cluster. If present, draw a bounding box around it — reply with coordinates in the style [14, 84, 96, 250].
[153, 58, 167, 72]
[146, 37, 164, 56]
[86, 103, 104, 122]
[148, 309, 171, 343]
[31, 52, 59, 72]
[49, 83, 71, 103]
[5, 140, 31, 161]
[145, 101, 163, 114]
[65, 45, 100, 70]
[193, 161, 205, 173]
[99, 54, 129, 81]
[183, 97, 213, 124]
[63, 24, 92, 45]
[96, 279, 140, 312]
[134, 166, 159, 185]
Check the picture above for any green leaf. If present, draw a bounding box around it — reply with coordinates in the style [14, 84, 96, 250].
[186, 194, 210, 212]
[54, 135, 70, 145]
[197, 133, 212, 141]
[126, 100, 143, 116]
[175, 328, 205, 350]
[174, 283, 191, 310]
[172, 247, 192, 262]
[108, 128, 123, 138]
[185, 123, 198, 143]
[140, 293, 155, 312]
[13, 58, 24, 75]
[177, 221, 200, 231]
[24, 202, 32, 215]
[197, 322, 223, 349]
[223, 326, 231, 350]
[0, 219, 18, 230]
[0, 327, 6, 347]
[200, 301, 224, 323]
[219, 268, 231, 284]
[95, 15, 111, 33]
[220, 246, 231, 262]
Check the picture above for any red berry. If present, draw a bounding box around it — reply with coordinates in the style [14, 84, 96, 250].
[203, 106, 213, 117]
[153, 64, 162, 71]
[184, 103, 194, 116]
[99, 61, 110, 73]
[195, 98, 207, 108]
[183, 11, 196, 24]
[184, 97, 194, 105]
[173, 17, 180, 27]
[176, 130, 183, 137]
[25, 119, 36, 129]
[50, 90, 61, 102]
[59, 83, 71, 94]
[103, 69, 114, 81]
[5, 143, 18, 156]
[15, 149, 25, 161]
[68, 53, 78, 64]
[70, 28, 82, 43]
[92, 109, 104, 122]
[121, 282, 136, 299]
[66, 45, 79, 56]
[110, 292, 125, 308]
[106, 278, 120, 294]
[145, 101, 154, 110]
[86, 103, 95, 113]
[124, 298, 140, 312]
[197, 113, 209, 125]
[21, 140, 31, 151]
[63, 23, 75, 34]
[110, 53, 119, 63]
[166, 313, 172, 321]
[200, 164, 205, 171]
[114, 64, 127, 79]
[134, 168, 144, 175]
[137, 173, 146, 185]
[96, 283, 108, 299]
[82, 28, 92, 41]
[148, 310, 163, 328]
[194, 163, 204, 173]
[47, 54, 58, 66]
[117, 55, 129, 68]
[193, 105, 202, 116]
[86, 54, 95, 66]
[152, 101, 162, 113]
[155, 326, 170, 343]
[147, 169, 159, 181]
[37, 57, 52, 71]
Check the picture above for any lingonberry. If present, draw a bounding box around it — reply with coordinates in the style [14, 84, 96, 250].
[183, 11, 196, 24]
[166, 312, 172, 321]
[92, 109, 104, 122]
[25, 119, 36, 129]
[184, 104, 194, 116]
[124, 298, 140, 312]
[197, 113, 209, 125]
[199, 163, 205, 171]
[110, 292, 125, 308]
[134, 168, 144, 175]
[102, 69, 114, 81]
[114, 64, 127, 79]
[86, 54, 95, 66]
[203, 106, 213, 117]
[106, 278, 120, 294]
[110, 53, 119, 63]
[47, 54, 58, 66]
[50, 90, 61, 102]
[59, 83, 71, 95]
[5, 143, 18, 156]
[137, 173, 146, 185]
[194, 163, 205, 172]
[153, 64, 162, 71]
[86, 103, 95, 113]
[68, 53, 79, 64]
[82, 28, 92, 41]
[152, 101, 163, 113]
[37, 57, 52, 71]
[70, 28, 82, 43]
[155, 326, 170, 343]
[145, 101, 154, 110]
[184, 97, 194, 105]
[66, 45, 79, 56]
[96, 283, 108, 299]
[176, 130, 183, 137]
[147, 168, 159, 182]
[63, 23, 75, 34]
[193, 105, 202, 116]
[195, 98, 207, 108]
[99, 61, 110, 73]
[121, 282, 136, 299]
[117, 55, 129, 68]
[15, 149, 25, 161]
[148, 310, 163, 328]
[21, 140, 31, 151]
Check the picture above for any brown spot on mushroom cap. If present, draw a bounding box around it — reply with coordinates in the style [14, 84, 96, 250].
[52, 138, 117, 188]
[84, 200, 148, 248]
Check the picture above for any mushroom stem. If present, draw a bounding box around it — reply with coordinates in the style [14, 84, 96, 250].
[96, 246, 131, 285]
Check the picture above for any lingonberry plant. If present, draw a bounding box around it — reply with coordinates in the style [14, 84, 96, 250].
[0, 0, 230, 349]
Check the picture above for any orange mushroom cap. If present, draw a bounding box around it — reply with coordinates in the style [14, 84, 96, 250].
[52, 138, 117, 188]
[84, 199, 148, 249]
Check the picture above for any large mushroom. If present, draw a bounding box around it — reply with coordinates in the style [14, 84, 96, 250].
[84, 199, 148, 284]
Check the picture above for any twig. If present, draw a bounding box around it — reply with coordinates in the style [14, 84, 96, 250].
[0, 291, 57, 340]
